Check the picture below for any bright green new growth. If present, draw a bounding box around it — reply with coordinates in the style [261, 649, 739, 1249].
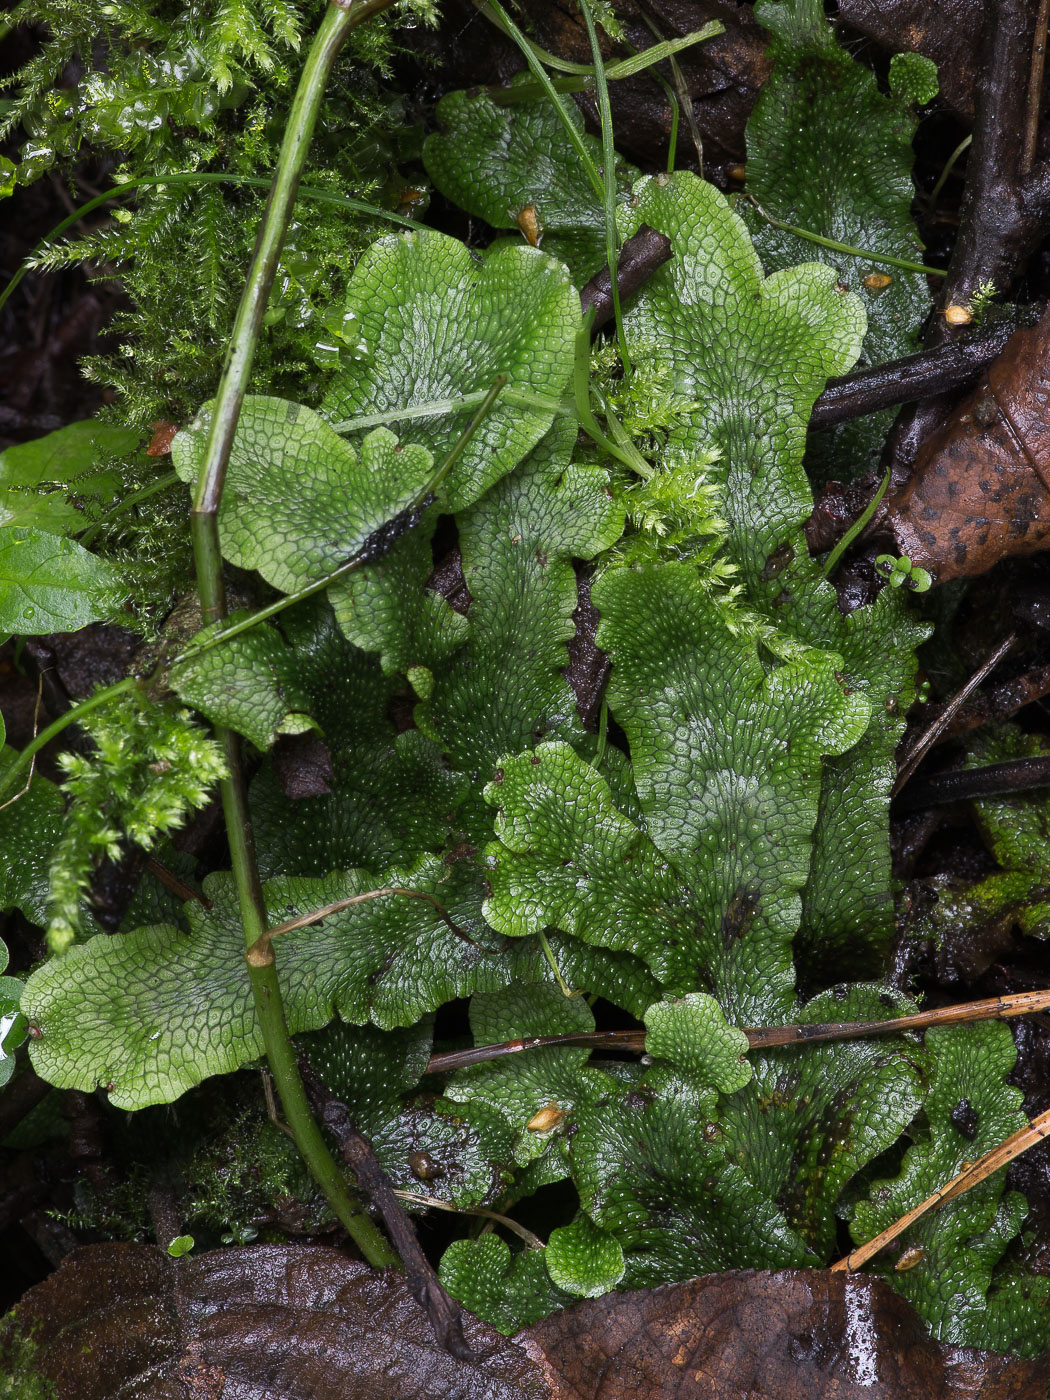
[546, 1217, 625, 1298]
[45, 695, 227, 952]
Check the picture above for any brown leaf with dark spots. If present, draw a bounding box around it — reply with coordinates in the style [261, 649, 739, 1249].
[882, 308, 1050, 584]
[2, 1244, 544, 1400]
[520, 1270, 1050, 1399]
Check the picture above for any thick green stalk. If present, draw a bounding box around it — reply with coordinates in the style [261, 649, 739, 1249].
[189, 0, 399, 1269]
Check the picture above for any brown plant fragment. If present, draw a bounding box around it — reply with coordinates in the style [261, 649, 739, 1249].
[882, 307, 1050, 583]
[521, 1270, 1050, 1399]
[0, 1243, 544, 1400]
[271, 732, 334, 799]
[146, 420, 180, 457]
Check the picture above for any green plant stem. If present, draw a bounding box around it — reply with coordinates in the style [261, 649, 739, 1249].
[928, 134, 972, 208]
[483, 0, 604, 202]
[481, 23, 722, 97]
[823, 462, 892, 577]
[189, 0, 398, 1270]
[0, 675, 140, 803]
[572, 319, 652, 476]
[579, 0, 631, 378]
[744, 195, 948, 277]
[0, 173, 428, 318]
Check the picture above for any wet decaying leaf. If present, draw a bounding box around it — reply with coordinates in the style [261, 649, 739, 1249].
[1, 1244, 544, 1400]
[6, 1249, 1049, 1400]
[881, 307, 1050, 583]
[521, 1270, 1050, 1400]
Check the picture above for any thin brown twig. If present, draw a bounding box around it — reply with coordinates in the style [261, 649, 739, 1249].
[246, 886, 481, 966]
[893, 633, 1017, 797]
[144, 856, 209, 908]
[299, 1058, 476, 1363]
[911, 661, 1050, 745]
[832, 1103, 1050, 1273]
[424, 989, 1050, 1074]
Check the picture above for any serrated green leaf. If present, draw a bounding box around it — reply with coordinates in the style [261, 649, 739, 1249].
[644, 994, 751, 1098]
[172, 402, 435, 595]
[545, 1216, 625, 1298]
[595, 563, 869, 1018]
[423, 79, 640, 282]
[851, 1023, 1030, 1348]
[439, 1234, 572, 1335]
[0, 527, 120, 633]
[747, 0, 930, 365]
[570, 1070, 818, 1284]
[0, 420, 135, 534]
[746, 0, 932, 476]
[321, 231, 581, 512]
[22, 857, 631, 1111]
[23, 860, 500, 1107]
[247, 599, 469, 877]
[483, 741, 723, 996]
[170, 612, 319, 750]
[616, 171, 926, 972]
[719, 984, 922, 1257]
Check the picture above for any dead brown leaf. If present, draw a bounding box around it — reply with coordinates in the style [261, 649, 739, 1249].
[522, 1270, 1050, 1399]
[883, 307, 1050, 583]
[1, 1244, 543, 1400]
[6, 1250, 1049, 1400]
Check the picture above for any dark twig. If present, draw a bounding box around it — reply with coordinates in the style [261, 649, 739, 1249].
[0, 1066, 50, 1141]
[299, 1058, 476, 1364]
[908, 662, 1050, 746]
[1023, 0, 1050, 174]
[893, 633, 1018, 796]
[810, 322, 1016, 430]
[579, 223, 672, 329]
[895, 755, 1050, 810]
[879, 0, 1050, 491]
[940, 0, 1045, 310]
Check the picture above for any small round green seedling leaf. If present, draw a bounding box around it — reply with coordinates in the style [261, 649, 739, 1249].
[439, 1234, 570, 1335]
[545, 1216, 625, 1299]
[888, 52, 939, 107]
[644, 993, 751, 1098]
[166, 1235, 195, 1258]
